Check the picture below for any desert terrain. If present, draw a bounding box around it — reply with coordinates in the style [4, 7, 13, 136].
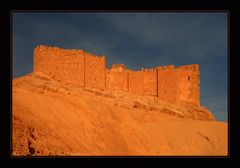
[12, 72, 228, 156]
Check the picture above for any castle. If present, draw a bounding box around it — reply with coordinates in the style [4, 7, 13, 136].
[34, 45, 200, 106]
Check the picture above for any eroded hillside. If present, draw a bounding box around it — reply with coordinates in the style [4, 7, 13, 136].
[12, 73, 227, 156]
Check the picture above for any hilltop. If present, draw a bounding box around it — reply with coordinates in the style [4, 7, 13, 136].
[12, 72, 227, 156]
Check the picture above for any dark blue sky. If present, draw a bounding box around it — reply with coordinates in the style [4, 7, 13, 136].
[12, 12, 228, 122]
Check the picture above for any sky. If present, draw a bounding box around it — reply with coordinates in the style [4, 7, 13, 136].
[12, 12, 228, 122]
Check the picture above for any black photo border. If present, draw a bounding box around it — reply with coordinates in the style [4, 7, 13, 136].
[0, 0, 239, 164]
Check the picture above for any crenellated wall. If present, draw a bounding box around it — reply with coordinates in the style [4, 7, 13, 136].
[143, 68, 158, 96]
[106, 64, 129, 92]
[33, 45, 200, 106]
[157, 65, 178, 102]
[177, 64, 200, 106]
[85, 53, 106, 90]
[129, 71, 144, 95]
[34, 45, 105, 89]
[106, 71, 129, 92]
[34, 45, 86, 87]
[106, 64, 200, 106]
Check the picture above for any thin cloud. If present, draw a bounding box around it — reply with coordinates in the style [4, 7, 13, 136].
[101, 13, 227, 60]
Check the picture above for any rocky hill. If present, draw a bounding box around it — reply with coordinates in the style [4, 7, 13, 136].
[12, 72, 227, 156]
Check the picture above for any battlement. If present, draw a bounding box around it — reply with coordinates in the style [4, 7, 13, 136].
[33, 45, 200, 106]
[34, 44, 106, 89]
[110, 64, 125, 72]
[111, 64, 125, 69]
[178, 64, 199, 71]
[35, 44, 87, 55]
[158, 65, 175, 70]
[141, 67, 158, 72]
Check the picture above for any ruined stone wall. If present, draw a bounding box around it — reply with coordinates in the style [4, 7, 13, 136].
[34, 45, 85, 87]
[143, 68, 158, 96]
[106, 64, 199, 106]
[106, 68, 158, 96]
[84, 53, 106, 90]
[156, 64, 200, 105]
[34, 45, 105, 89]
[34, 45, 200, 106]
[54, 53, 85, 87]
[157, 65, 178, 102]
[128, 71, 144, 95]
[106, 70, 128, 92]
[110, 64, 125, 72]
[177, 64, 200, 106]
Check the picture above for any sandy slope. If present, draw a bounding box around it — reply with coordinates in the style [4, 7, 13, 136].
[12, 73, 228, 156]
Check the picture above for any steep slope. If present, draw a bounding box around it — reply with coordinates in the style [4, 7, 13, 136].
[12, 73, 228, 156]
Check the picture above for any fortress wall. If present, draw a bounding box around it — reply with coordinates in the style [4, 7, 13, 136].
[143, 68, 158, 96]
[53, 52, 85, 87]
[157, 65, 178, 102]
[177, 64, 200, 106]
[34, 45, 200, 106]
[84, 53, 106, 90]
[34, 45, 51, 73]
[34, 45, 64, 76]
[106, 71, 128, 92]
[34, 45, 85, 87]
[129, 71, 144, 95]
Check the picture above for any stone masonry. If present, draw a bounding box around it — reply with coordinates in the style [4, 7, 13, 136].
[33, 45, 200, 106]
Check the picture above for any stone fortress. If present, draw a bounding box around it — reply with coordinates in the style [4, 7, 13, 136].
[34, 45, 200, 106]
